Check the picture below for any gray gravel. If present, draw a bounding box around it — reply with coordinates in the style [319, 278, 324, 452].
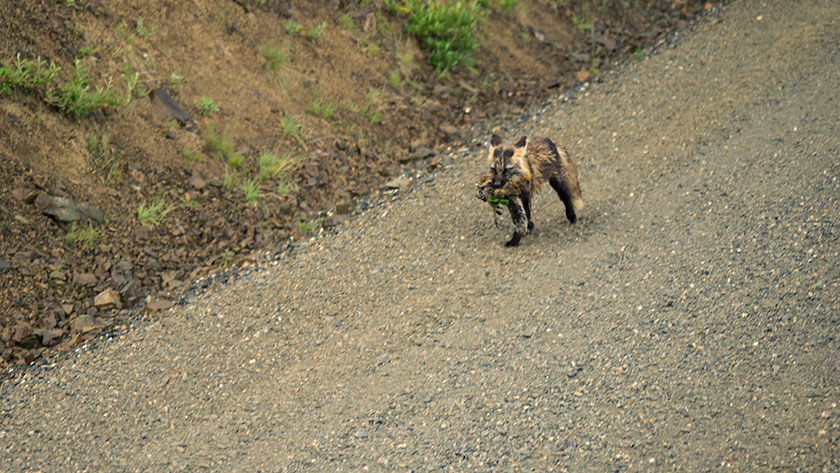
[2, 0, 839, 471]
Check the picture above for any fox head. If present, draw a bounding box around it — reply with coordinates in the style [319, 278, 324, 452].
[487, 134, 530, 190]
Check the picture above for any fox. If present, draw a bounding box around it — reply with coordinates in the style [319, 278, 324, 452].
[476, 134, 583, 247]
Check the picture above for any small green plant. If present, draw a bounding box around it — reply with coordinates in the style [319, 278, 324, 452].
[0, 54, 60, 95]
[195, 95, 219, 116]
[588, 55, 600, 77]
[170, 72, 184, 86]
[137, 199, 172, 225]
[497, 0, 518, 11]
[65, 222, 102, 248]
[179, 194, 198, 211]
[228, 152, 244, 168]
[572, 15, 591, 31]
[296, 216, 317, 236]
[276, 178, 291, 197]
[258, 151, 280, 181]
[285, 19, 303, 35]
[306, 22, 327, 42]
[135, 16, 157, 38]
[204, 123, 233, 156]
[360, 88, 383, 125]
[242, 178, 262, 206]
[632, 47, 646, 60]
[388, 70, 401, 90]
[279, 114, 306, 149]
[338, 14, 357, 31]
[183, 147, 202, 164]
[223, 166, 235, 191]
[48, 58, 122, 119]
[306, 92, 334, 120]
[262, 41, 287, 73]
[394, 0, 483, 73]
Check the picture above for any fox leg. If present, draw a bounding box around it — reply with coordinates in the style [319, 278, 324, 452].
[549, 175, 577, 223]
[520, 191, 534, 232]
[505, 196, 529, 247]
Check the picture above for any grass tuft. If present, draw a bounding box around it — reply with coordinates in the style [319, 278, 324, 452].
[137, 199, 172, 226]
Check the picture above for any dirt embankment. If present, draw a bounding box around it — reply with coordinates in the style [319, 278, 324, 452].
[0, 0, 715, 366]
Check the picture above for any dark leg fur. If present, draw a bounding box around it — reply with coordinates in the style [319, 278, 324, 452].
[549, 176, 577, 223]
[520, 191, 534, 232]
[506, 196, 528, 247]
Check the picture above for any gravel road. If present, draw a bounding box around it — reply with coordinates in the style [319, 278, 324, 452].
[2, 1, 839, 471]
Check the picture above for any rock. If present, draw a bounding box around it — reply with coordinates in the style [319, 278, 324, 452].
[70, 314, 105, 334]
[93, 288, 121, 308]
[61, 304, 74, 316]
[546, 80, 560, 89]
[576, 70, 591, 82]
[384, 177, 410, 190]
[335, 200, 354, 215]
[428, 157, 442, 170]
[11, 187, 38, 203]
[40, 328, 65, 346]
[323, 215, 348, 228]
[0, 260, 11, 271]
[150, 88, 196, 131]
[56, 332, 81, 351]
[354, 430, 369, 439]
[398, 146, 435, 163]
[77, 203, 104, 223]
[35, 193, 80, 223]
[350, 7, 376, 32]
[145, 298, 173, 313]
[188, 174, 206, 189]
[73, 273, 98, 287]
[439, 123, 459, 137]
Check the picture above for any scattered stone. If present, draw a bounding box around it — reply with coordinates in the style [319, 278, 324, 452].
[145, 298, 173, 313]
[384, 176, 410, 190]
[547, 80, 560, 89]
[398, 147, 435, 163]
[35, 193, 80, 223]
[150, 88, 196, 130]
[353, 430, 369, 439]
[0, 260, 11, 271]
[40, 328, 65, 346]
[77, 203, 104, 224]
[428, 157, 442, 170]
[323, 215, 348, 228]
[11, 187, 38, 203]
[93, 288, 121, 308]
[61, 304, 74, 316]
[576, 70, 591, 82]
[74, 273, 98, 287]
[439, 123, 459, 137]
[335, 200, 354, 215]
[189, 174, 206, 189]
[70, 314, 105, 334]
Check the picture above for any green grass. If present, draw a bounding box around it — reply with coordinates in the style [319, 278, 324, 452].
[296, 216, 317, 236]
[47, 58, 123, 119]
[632, 47, 646, 60]
[360, 88, 383, 125]
[137, 199, 172, 225]
[223, 166, 235, 191]
[183, 147, 202, 164]
[306, 92, 334, 120]
[195, 95, 219, 116]
[306, 22, 327, 42]
[242, 178, 262, 206]
[285, 19, 303, 35]
[203, 123, 243, 167]
[170, 72, 184, 86]
[392, 0, 483, 74]
[0, 55, 61, 94]
[65, 222, 101, 248]
[338, 14, 357, 31]
[135, 16, 157, 39]
[262, 41, 288, 73]
[258, 151, 297, 182]
[276, 178, 291, 197]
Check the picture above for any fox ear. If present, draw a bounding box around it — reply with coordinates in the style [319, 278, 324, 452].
[514, 136, 527, 148]
[490, 134, 502, 147]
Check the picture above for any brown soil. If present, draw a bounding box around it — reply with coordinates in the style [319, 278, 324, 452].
[0, 0, 717, 367]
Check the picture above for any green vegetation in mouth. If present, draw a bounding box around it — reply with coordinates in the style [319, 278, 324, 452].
[488, 196, 509, 206]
